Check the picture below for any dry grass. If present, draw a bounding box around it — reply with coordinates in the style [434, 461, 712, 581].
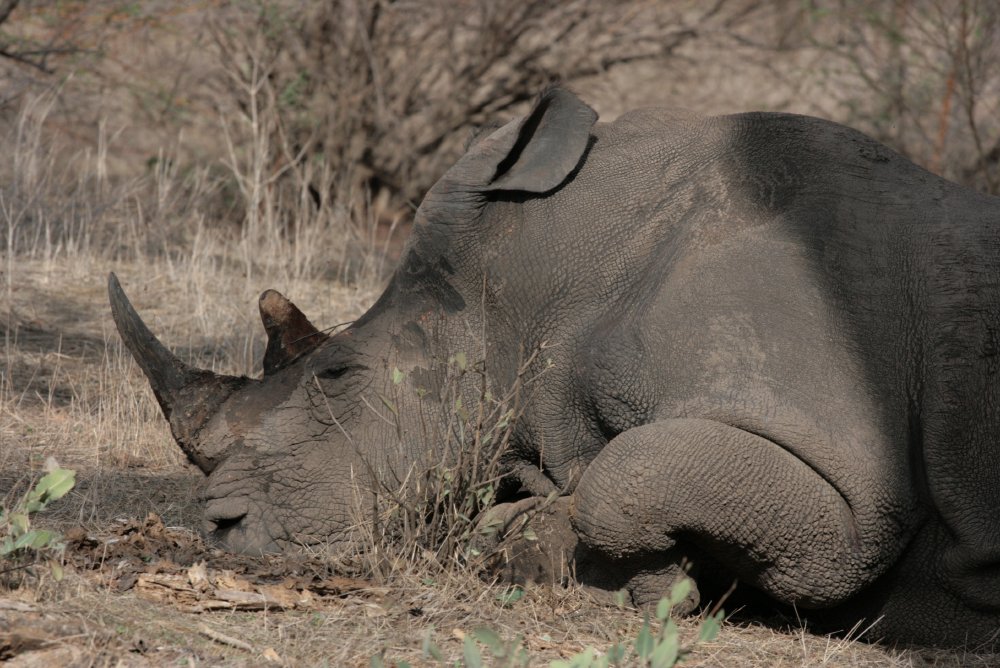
[8, 565, 975, 667]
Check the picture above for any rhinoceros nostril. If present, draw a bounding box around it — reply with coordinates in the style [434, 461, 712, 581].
[210, 513, 246, 532]
[204, 497, 249, 533]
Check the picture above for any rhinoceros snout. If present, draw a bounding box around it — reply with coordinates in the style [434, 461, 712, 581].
[203, 496, 249, 532]
[202, 499, 284, 554]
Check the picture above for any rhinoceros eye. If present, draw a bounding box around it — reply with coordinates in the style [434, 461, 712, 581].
[317, 365, 352, 381]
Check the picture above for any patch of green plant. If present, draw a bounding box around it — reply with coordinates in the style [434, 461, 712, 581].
[0, 464, 76, 582]
[381, 579, 724, 667]
[551, 580, 723, 668]
[494, 585, 525, 608]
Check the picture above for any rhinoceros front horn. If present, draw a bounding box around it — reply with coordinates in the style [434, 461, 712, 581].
[108, 273, 249, 473]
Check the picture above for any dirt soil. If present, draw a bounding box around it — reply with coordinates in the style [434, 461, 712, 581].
[4, 512, 989, 667]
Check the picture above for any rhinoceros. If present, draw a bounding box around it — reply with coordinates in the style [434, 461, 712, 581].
[110, 87, 1000, 647]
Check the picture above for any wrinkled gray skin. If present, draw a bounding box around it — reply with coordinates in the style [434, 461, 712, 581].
[110, 88, 1000, 648]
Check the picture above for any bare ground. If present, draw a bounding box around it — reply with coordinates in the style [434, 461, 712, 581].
[2, 259, 996, 667]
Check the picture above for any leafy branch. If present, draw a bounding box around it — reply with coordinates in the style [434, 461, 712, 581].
[1, 463, 76, 582]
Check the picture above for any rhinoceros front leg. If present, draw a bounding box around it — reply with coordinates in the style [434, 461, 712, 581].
[571, 418, 896, 611]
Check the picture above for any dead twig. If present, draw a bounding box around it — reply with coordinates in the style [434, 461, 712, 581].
[197, 623, 255, 653]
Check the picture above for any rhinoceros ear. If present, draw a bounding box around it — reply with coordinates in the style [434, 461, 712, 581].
[259, 290, 327, 375]
[485, 87, 598, 193]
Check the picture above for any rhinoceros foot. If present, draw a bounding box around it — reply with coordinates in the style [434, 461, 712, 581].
[474, 496, 580, 587]
[475, 496, 700, 615]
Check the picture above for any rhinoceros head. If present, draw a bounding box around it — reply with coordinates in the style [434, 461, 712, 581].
[109, 88, 598, 554]
[109, 275, 396, 553]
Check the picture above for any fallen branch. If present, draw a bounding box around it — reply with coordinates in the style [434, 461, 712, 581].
[197, 624, 254, 653]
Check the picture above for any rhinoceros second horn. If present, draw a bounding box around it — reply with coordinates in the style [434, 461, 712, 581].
[258, 289, 327, 375]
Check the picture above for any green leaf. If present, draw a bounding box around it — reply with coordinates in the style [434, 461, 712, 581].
[422, 631, 444, 661]
[553, 648, 595, 668]
[634, 618, 654, 659]
[605, 642, 626, 665]
[477, 520, 500, 535]
[668, 578, 692, 608]
[476, 485, 495, 507]
[369, 655, 386, 668]
[472, 627, 504, 656]
[496, 409, 514, 431]
[377, 393, 398, 415]
[650, 629, 679, 668]
[463, 635, 482, 668]
[391, 367, 405, 385]
[496, 586, 524, 607]
[655, 597, 671, 621]
[12, 529, 58, 551]
[613, 589, 628, 609]
[33, 468, 76, 504]
[9, 513, 29, 536]
[698, 610, 724, 643]
[568, 648, 596, 667]
[49, 559, 64, 581]
[23, 500, 44, 513]
[521, 526, 538, 541]
[455, 397, 469, 422]
[451, 351, 467, 371]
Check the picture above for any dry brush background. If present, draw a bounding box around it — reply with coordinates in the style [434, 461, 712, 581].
[2, 1, 1000, 665]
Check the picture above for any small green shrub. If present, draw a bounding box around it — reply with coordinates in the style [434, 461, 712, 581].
[550, 579, 723, 668]
[0, 463, 76, 583]
[381, 578, 724, 667]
